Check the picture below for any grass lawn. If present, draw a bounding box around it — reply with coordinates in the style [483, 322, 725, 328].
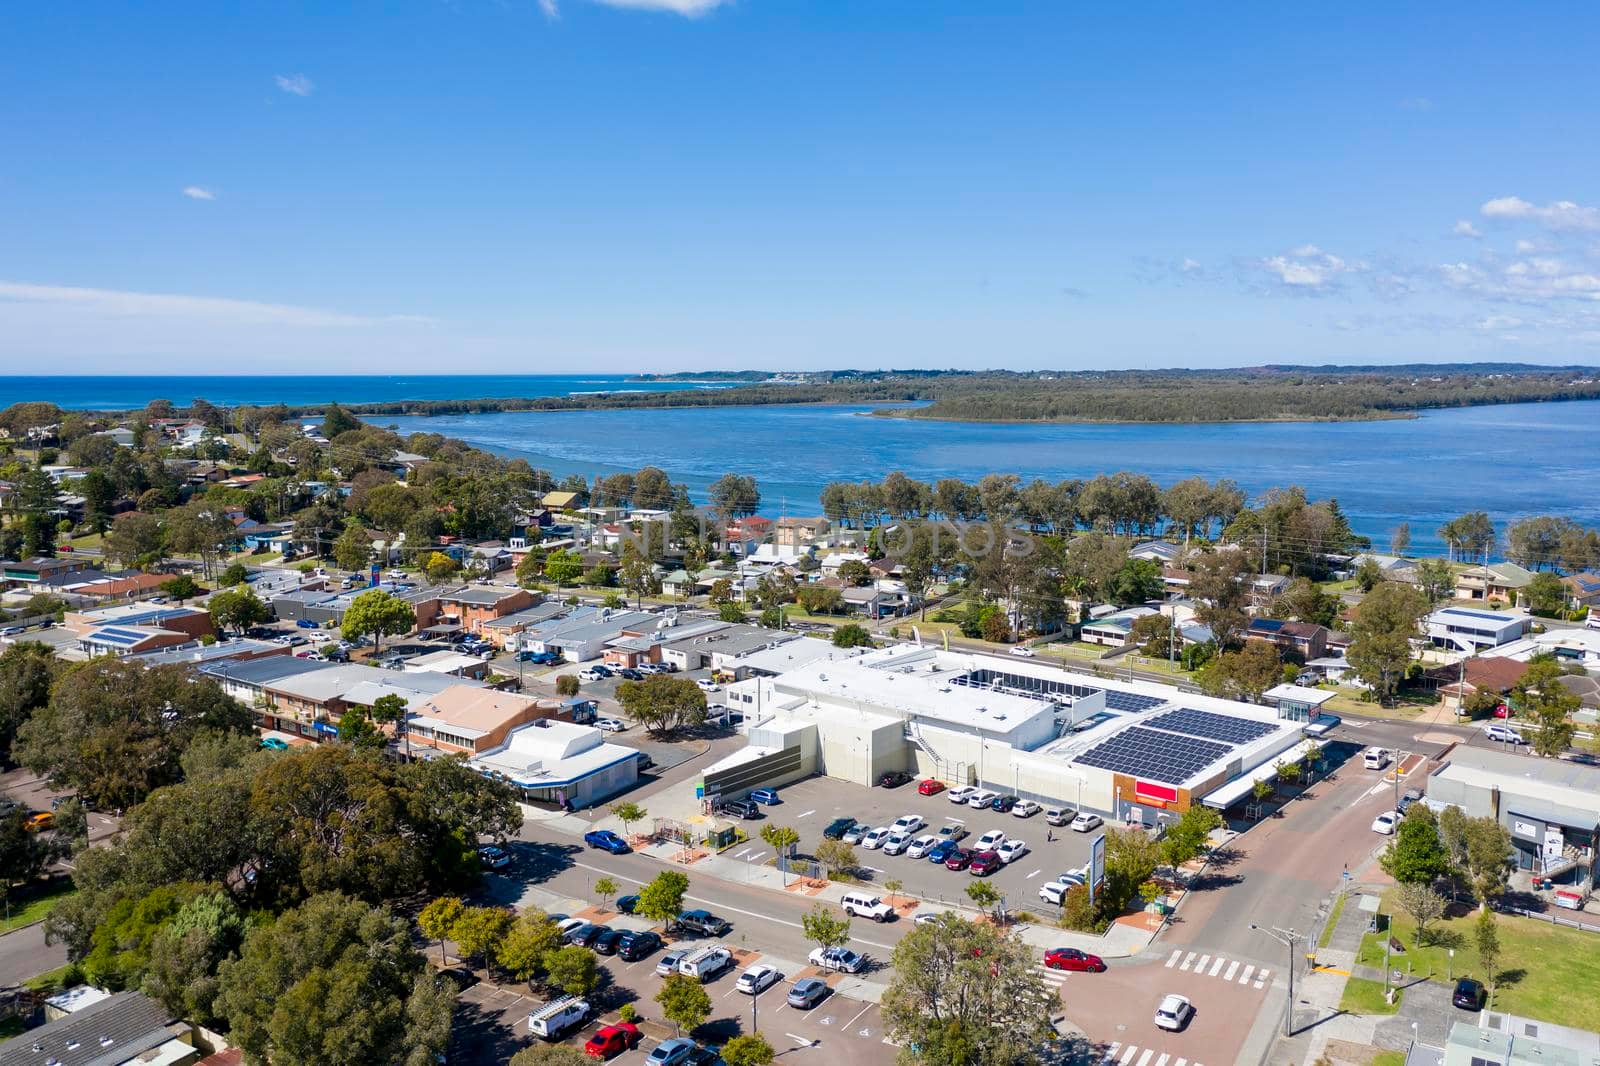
[1371, 1052, 1407, 1066]
[1340, 975, 1401, 1015]
[1122, 654, 1195, 680]
[0, 882, 77, 934]
[1323, 689, 1433, 720]
[1357, 893, 1600, 1024]
[1319, 893, 1348, 949]
[62, 532, 105, 550]
[1036, 641, 1108, 661]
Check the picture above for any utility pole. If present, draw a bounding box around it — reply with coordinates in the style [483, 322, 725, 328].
[1250, 924, 1299, 1037]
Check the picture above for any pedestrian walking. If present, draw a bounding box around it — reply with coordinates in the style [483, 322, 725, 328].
[1046, 828, 1054, 843]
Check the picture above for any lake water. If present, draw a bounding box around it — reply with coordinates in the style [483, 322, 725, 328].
[381, 399, 1600, 555]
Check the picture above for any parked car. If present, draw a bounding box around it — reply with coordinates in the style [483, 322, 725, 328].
[1452, 977, 1486, 1011]
[976, 828, 1007, 850]
[528, 995, 591, 1041]
[935, 823, 968, 843]
[695, 678, 721, 692]
[946, 785, 978, 805]
[808, 946, 866, 973]
[477, 845, 512, 870]
[578, 668, 609, 683]
[719, 799, 760, 820]
[295, 619, 321, 629]
[647, 1038, 699, 1066]
[891, 813, 926, 834]
[1398, 788, 1423, 814]
[656, 950, 688, 976]
[882, 831, 913, 856]
[584, 1023, 642, 1059]
[861, 827, 892, 850]
[678, 946, 734, 981]
[989, 794, 1019, 813]
[1038, 880, 1074, 906]
[944, 848, 975, 871]
[591, 928, 626, 956]
[23, 811, 53, 832]
[260, 736, 289, 751]
[842, 823, 872, 845]
[687, 1045, 723, 1066]
[966, 789, 999, 809]
[555, 917, 587, 939]
[1371, 811, 1400, 835]
[1484, 724, 1526, 745]
[593, 717, 626, 732]
[748, 788, 781, 805]
[1069, 812, 1103, 833]
[584, 829, 631, 854]
[615, 668, 644, 681]
[969, 850, 1002, 876]
[877, 770, 913, 788]
[927, 840, 959, 864]
[823, 816, 857, 840]
[1043, 948, 1106, 973]
[787, 977, 831, 1009]
[906, 834, 940, 859]
[736, 964, 781, 994]
[616, 930, 660, 962]
[1012, 800, 1041, 818]
[1153, 993, 1194, 1032]
[917, 778, 945, 796]
[996, 839, 1029, 864]
[676, 910, 732, 937]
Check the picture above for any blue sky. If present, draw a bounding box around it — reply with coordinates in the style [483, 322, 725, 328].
[3, 2, 1598, 374]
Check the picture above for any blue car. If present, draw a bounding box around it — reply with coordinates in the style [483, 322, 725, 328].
[748, 788, 781, 805]
[584, 829, 631, 854]
[926, 840, 958, 864]
[295, 619, 321, 629]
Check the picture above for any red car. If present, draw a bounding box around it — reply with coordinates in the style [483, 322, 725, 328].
[584, 1023, 642, 1059]
[917, 778, 945, 796]
[969, 850, 1002, 876]
[944, 848, 974, 871]
[1043, 947, 1106, 973]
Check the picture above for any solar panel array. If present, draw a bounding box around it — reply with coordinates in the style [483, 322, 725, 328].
[1075, 726, 1231, 785]
[1148, 707, 1276, 745]
[1102, 691, 1167, 713]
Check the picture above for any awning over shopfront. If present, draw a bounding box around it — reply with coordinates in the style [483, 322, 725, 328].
[1202, 740, 1317, 809]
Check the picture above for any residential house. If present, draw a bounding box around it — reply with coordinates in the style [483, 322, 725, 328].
[470, 718, 641, 807]
[1425, 606, 1533, 652]
[1160, 567, 1194, 598]
[819, 551, 869, 577]
[774, 516, 830, 548]
[1244, 618, 1330, 662]
[0, 989, 196, 1066]
[1249, 574, 1292, 607]
[1563, 572, 1600, 611]
[1129, 540, 1182, 564]
[1454, 561, 1537, 605]
[1491, 627, 1600, 669]
[1422, 656, 1529, 704]
[96, 426, 136, 448]
[1080, 607, 1159, 647]
[541, 490, 583, 511]
[661, 569, 696, 599]
[841, 585, 905, 619]
[411, 584, 537, 636]
[2, 555, 94, 588]
[404, 686, 555, 755]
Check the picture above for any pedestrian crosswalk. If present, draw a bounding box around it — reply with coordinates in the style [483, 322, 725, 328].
[1102, 1042, 1202, 1066]
[1035, 963, 1068, 987]
[1163, 948, 1271, 989]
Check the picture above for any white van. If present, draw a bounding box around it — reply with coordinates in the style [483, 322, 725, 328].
[527, 995, 589, 1040]
[678, 946, 734, 981]
[840, 891, 896, 922]
[1363, 747, 1389, 770]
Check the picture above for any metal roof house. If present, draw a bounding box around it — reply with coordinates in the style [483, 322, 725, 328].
[1425, 607, 1532, 652]
[470, 719, 640, 808]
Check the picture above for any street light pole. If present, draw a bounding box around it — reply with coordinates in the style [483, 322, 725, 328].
[1250, 924, 1299, 1037]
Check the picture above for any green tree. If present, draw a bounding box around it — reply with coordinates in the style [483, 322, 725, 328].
[0, 801, 51, 917]
[1514, 656, 1580, 757]
[1414, 558, 1456, 605]
[813, 838, 858, 878]
[104, 511, 167, 569]
[801, 903, 852, 952]
[423, 551, 460, 584]
[721, 1033, 776, 1066]
[0, 640, 56, 762]
[1348, 582, 1429, 704]
[965, 880, 1003, 922]
[880, 911, 1057, 1066]
[141, 890, 246, 1030]
[1462, 816, 1515, 908]
[509, 1046, 592, 1066]
[337, 707, 386, 751]
[1196, 640, 1283, 703]
[796, 584, 845, 615]
[555, 674, 580, 697]
[636, 870, 690, 928]
[610, 801, 646, 839]
[1189, 549, 1255, 648]
[760, 823, 799, 857]
[368, 693, 410, 758]
[217, 561, 251, 587]
[838, 559, 872, 586]
[418, 896, 465, 964]
[544, 549, 583, 586]
[1158, 805, 1221, 869]
[832, 623, 874, 648]
[616, 674, 708, 736]
[1100, 827, 1161, 920]
[1475, 909, 1501, 996]
[340, 588, 415, 657]
[1130, 613, 1176, 660]
[214, 892, 443, 1066]
[499, 910, 562, 985]
[1354, 558, 1386, 593]
[656, 973, 713, 1035]
[207, 585, 271, 636]
[1380, 817, 1452, 884]
[333, 522, 374, 572]
[1396, 881, 1446, 947]
[158, 574, 201, 604]
[542, 943, 600, 997]
[594, 876, 618, 909]
[718, 601, 747, 623]
[451, 905, 514, 973]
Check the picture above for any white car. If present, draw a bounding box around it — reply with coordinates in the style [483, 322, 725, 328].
[1485, 724, 1526, 745]
[891, 814, 926, 834]
[913, 911, 947, 926]
[1070, 812, 1103, 833]
[1039, 881, 1073, 906]
[1154, 994, 1194, 1032]
[976, 829, 1007, 851]
[593, 717, 626, 732]
[861, 827, 892, 850]
[1371, 811, 1400, 835]
[695, 678, 721, 692]
[808, 947, 866, 973]
[906, 834, 940, 859]
[735, 964, 781, 995]
[882, 831, 913, 856]
[577, 669, 607, 683]
[1009, 646, 1035, 658]
[555, 917, 587, 938]
[946, 785, 978, 805]
[1011, 800, 1041, 818]
[996, 839, 1029, 864]
[966, 789, 999, 809]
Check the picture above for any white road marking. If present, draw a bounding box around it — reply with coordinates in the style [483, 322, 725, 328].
[1174, 1059, 1188, 1066]
[1165, 948, 1182, 968]
[1136, 1050, 1155, 1066]
[1238, 965, 1254, 985]
[1195, 953, 1212, 973]
[1025, 868, 1042, 880]
[1179, 952, 1196, 971]
[1255, 969, 1271, 989]
[733, 848, 752, 859]
[1223, 960, 1239, 981]
[797, 809, 816, 819]
[845, 1003, 873, 1029]
[1154, 1055, 1169, 1066]
[1119, 1045, 1139, 1066]
[1102, 1043, 1121, 1065]
[784, 1033, 815, 1046]
[1207, 956, 1225, 977]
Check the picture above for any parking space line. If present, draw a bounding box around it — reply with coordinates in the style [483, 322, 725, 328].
[1024, 868, 1042, 880]
[797, 809, 816, 819]
[844, 1002, 873, 1029]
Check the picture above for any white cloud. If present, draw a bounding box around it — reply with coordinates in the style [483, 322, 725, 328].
[1452, 220, 1481, 238]
[1476, 314, 1523, 330]
[1179, 257, 1202, 274]
[539, 0, 560, 15]
[0, 281, 432, 328]
[591, 0, 733, 15]
[1480, 196, 1600, 233]
[1441, 257, 1600, 304]
[182, 186, 215, 201]
[1254, 245, 1361, 292]
[275, 73, 315, 97]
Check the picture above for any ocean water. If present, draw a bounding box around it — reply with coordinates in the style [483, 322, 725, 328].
[0, 374, 732, 410]
[380, 399, 1600, 555]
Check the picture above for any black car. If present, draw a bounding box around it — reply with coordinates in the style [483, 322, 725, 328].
[565, 922, 603, 947]
[1452, 977, 1485, 1011]
[990, 794, 1019, 813]
[719, 799, 760, 820]
[616, 930, 661, 961]
[877, 771, 913, 788]
[616, 894, 640, 914]
[592, 928, 626, 956]
[823, 816, 857, 840]
[617, 668, 645, 681]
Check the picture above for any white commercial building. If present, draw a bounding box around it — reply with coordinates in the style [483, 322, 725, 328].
[471, 718, 640, 809]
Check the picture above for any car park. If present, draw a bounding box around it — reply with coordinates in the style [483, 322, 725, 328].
[1043, 947, 1106, 972]
[787, 977, 831, 1009]
[584, 1023, 642, 1059]
[1371, 811, 1400, 835]
[969, 850, 1002, 876]
[946, 785, 978, 805]
[823, 816, 857, 840]
[616, 930, 660, 961]
[996, 839, 1029, 864]
[808, 946, 866, 973]
[966, 789, 999, 809]
[877, 770, 914, 788]
[976, 828, 1007, 850]
[1012, 800, 1041, 818]
[944, 848, 974, 871]
[917, 778, 945, 796]
[1154, 993, 1194, 1032]
[584, 829, 631, 854]
[736, 963, 781, 994]
[749, 788, 781, 805]
[477, 845, 512, 870]
[647, 1038, 699, 1066]
[926, 839, 958, 864]
[906, 834, 940, 858]
[1070, 812, 1103, 833]
[989, 794, 1019, 813]
[861, 827, 892, 850]
[593, 717, 626, 732]
[882, 831, 913, 856]
[891, 813, 926, 834]
[1453, 977, 1486, 1011]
